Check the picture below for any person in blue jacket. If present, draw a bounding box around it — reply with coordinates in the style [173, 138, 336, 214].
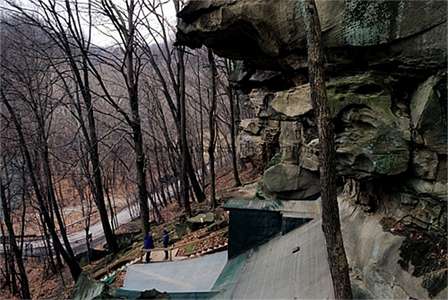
[144, 231, 154, 263]
[162, 229, 170, 260]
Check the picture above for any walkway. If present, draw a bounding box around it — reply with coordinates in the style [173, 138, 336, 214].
[123, 251, 228, 292]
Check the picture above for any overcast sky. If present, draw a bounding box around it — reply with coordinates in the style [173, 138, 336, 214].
[1, 0, 178, 47]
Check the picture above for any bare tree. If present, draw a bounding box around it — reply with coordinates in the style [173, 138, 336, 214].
[1, 94, 82, 280]
[223, 59, 241, 186]
[0, 16, 82, 279]
[139, 0, 206, 208]
[96, 0, 152, 233]
[207, 48, 218, 209]
[4, 0, 120, 253]
[301, 0, 352, 298]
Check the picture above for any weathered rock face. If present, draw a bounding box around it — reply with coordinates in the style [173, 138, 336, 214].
[177, 0, 446, 70]
[177, 0, 446, 192]
[237, 118, 280, 172]
[329, 73, 411, 179]
[177, 0, 447, 297]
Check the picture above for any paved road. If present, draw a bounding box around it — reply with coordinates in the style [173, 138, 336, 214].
[0, 188, 172, 257]
[1, 156, 232, 257]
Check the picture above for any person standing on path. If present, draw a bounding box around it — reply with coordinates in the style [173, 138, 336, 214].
[163, 229, 170, 260]
[144, 231, 154, 263]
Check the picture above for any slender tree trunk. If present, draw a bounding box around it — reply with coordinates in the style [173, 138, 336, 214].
[104, 181, 116, 232]
[153, 145, 168, 207]
[123, 181, 135, 220]
[131, 104, 151, 234]
[8, 250, 18, 295]
[39, 213, 59, 273]
[147, 156, 163, 223]
[301, 1, 352, 299]
[0, 184, 31, 299]
[40, 142, 76, 260]
[178, 46, 191, 216]
[77, 180, 91, 262]
[207, 48, 218, 209]
[125, 0, 151, 234]
[177, 49, 191, 214]
[228, 83, 242, 186]
[186, 151, 205, 202]
[0, 223, 12, 292]
[166, 147, 182, 206]
[83, 78, 119, 252]
[110, 166, 119, 229]
[197, 58, 207, 186]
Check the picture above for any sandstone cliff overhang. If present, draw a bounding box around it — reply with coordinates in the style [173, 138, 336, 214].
[176, 0, 447, 70]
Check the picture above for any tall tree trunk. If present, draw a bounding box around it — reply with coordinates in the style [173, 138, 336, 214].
[0, 223, 12, 292]
[186, 150, 205, 202]
[301, 1, 352, 299]
[228, 83, 242, 186]
[62, 53, 119, 253]
[153, 145, 168, 207]
[197, 60, 207, 186]
[147, 156, 163, 223]
[83, 68, 119, 252]
[0, 182, 31, 299]
[207, 48, 218, 209]
[130, 92, 151, 235]
[177, 40, 191, 216]
[103, 181, 116, 232]
[7, 248, 18, 295]
[39, 213, 59, 273]
[41, 142, 76, 260]
[126, 0, 151, 234]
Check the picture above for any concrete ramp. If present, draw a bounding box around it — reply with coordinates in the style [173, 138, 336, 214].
[123, 251, 227, 292]
[213, 218, 334, 299]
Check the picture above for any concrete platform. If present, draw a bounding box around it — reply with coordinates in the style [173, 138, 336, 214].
[123, 251, 227, 293]
[211, 217, 334, 299]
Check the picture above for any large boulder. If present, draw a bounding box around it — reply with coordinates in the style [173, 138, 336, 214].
[177, 0, 446, 70]
[261, 73, 411, 179]
[269, 85, 313, 119]
[243, 85, 314, 121]
[262, 163, 320, 199]
[410, 73, 447, 154]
